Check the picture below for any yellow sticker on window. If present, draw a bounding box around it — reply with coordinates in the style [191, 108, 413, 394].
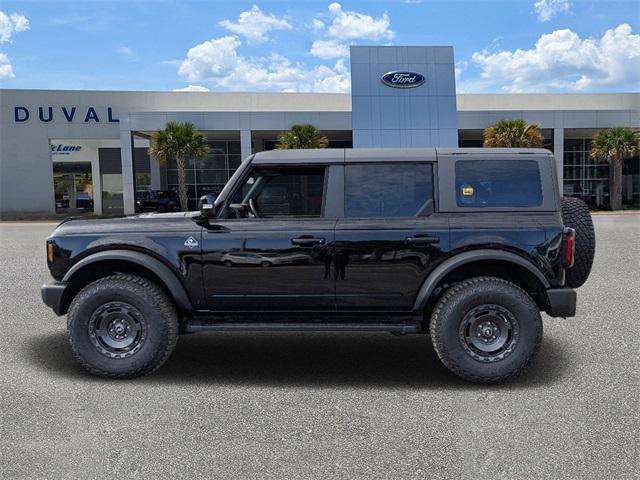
[462, 186, 474, 196]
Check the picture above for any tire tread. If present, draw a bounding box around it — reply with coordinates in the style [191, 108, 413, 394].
[561, 197, 595, 288]
[67, 274, 178, 379]
[429, 276, 542, 384]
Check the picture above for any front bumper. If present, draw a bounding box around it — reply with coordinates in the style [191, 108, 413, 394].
[545, 288, 576, 318]
[41, 281, 69, 316]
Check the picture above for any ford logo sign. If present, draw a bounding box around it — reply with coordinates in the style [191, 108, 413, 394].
[381, 71, 425, 89]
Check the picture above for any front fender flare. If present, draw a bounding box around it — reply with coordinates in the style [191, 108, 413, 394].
[63, 249, 193, 311]
[412, 249, 550, 312]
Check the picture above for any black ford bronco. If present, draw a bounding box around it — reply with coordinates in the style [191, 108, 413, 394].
[41, 148, 595, 383]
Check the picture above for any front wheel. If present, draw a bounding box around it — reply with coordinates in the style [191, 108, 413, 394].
[67, 274, 179, 378]
[429, 277, 542, 384]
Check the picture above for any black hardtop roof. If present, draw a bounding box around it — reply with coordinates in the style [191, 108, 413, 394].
[251, 148, 552, 164]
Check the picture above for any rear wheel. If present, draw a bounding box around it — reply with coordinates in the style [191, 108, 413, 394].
[67, 274, 179, 378]
[429, 277, 542, 384]
[561, 197, 595, 288]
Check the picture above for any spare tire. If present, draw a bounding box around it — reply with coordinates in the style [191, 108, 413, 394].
[561, 197, 595, 288]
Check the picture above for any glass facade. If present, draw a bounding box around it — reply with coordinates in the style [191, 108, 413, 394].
[166, 140, 242, 209]
[563, 138, 610, 208]
[53, 162, 94, 214]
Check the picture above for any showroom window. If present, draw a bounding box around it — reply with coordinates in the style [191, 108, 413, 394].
[563, 137, 610, 208]
[166, 140, 241, 209]
[53, 162, 94, 214]
[99, 148, 124, 214]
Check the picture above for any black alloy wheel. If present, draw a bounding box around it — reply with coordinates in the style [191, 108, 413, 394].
[88, 301, 148, 359]
[429, 276, 542, 383]
[459, 304, 519, 363]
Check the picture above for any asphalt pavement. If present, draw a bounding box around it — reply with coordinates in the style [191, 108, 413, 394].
[1, 215, 638, 479]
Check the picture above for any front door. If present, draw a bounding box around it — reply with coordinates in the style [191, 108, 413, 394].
[334, 162, 449, 311]
[201, 165, 336, 311]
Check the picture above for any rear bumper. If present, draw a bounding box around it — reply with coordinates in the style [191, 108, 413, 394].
[41, 281, 69, 316]
[545, 288, 576, 318]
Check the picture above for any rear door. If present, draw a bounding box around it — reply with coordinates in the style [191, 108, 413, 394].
[334, 156, 449, 311]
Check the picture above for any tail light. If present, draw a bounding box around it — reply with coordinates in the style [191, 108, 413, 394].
[563, 228, 575, 268]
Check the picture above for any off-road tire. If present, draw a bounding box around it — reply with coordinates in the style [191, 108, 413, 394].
[430, 277, 542, 384]
[67, 274, 179, 378]
[561, 197, 595, 288]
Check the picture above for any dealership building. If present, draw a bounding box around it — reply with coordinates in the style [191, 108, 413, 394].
[1, 46, 638, 216]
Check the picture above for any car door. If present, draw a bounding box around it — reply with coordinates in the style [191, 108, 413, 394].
[201, 163, 339, 311]
[334, 159, 450, 311]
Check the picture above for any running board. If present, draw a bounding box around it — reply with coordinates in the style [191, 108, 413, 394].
[185, 322, 422, 334]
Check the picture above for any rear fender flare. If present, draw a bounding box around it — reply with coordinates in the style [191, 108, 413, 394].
[413, 250, 550, 312]
[62, 249, 193, 311]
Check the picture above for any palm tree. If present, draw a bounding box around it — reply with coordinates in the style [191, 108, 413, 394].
[148, 122, 209, 211]
[276, 124, 329, 149]
[590, 127, 640, 210]
[483, 119, 544, 148]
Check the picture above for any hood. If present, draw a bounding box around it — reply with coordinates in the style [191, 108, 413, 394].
[53, 212, 201, 236]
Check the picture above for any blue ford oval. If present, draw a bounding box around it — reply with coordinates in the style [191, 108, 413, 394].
[381, 71, 426, 88]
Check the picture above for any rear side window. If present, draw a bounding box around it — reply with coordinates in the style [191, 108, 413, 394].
[345, 163, 434, 217]
[455, 160, 542, 208]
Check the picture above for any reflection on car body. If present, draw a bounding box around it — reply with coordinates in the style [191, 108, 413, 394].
[221, 251, 311, 267]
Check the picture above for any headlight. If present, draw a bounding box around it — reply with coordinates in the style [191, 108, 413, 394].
[47, 242, 54, 263]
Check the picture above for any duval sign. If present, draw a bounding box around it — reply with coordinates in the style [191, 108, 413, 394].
[14, 106, 119, 123]
[381, 71, 425, 89]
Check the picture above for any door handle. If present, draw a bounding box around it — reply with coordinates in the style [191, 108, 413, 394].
[406, 235, 439, 246]
[292, 236, 325, 247]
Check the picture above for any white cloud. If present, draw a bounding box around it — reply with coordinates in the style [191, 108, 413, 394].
[177, 36, 350, 93]
[0, 52, 14, 79]
[118, 46, 133, 56]
[324, 3, 393, 41]
[0, 11, 30, 42]
[178, 36, 243, 81]
[310, 18, 325, 31]
[310, 39, 349, 59]
[219, 5, 292, 45]
[308, 3, 393, 59]
[471, 24, 640, 92]
[534, 0, 570, 22]
[173, 85, 210, 92]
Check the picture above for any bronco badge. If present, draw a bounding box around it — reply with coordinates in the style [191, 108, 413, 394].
[184, 236, 199, 249]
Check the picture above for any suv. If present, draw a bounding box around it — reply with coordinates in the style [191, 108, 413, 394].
[135, 190, 181, 213]
[41, 148, 595, 383]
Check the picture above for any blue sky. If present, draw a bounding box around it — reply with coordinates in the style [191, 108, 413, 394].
[0, 0, 638, 93]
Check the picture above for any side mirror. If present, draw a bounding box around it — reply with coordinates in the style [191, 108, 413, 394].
[198, 194, 217, 217]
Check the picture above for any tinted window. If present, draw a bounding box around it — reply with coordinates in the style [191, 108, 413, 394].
[231, 167, 325, 218]
[455, 160, 542, 208]
[345, 163, 434, 217]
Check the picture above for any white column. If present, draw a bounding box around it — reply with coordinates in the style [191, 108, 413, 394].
[91, 150, 103, 215]
[120, 116, 136, 215]
[554, 127, 564, 193]
[240, 129, 252, 160]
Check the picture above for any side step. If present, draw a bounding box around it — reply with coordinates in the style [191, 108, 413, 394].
[185, 322, 422, 334]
